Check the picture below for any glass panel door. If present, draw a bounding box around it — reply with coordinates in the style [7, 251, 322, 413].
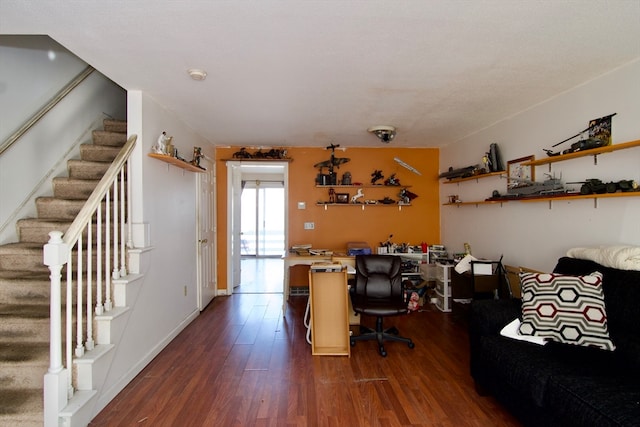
[241, 181, 285, 257]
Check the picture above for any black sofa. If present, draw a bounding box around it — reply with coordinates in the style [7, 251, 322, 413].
[469, 256, 640, 427]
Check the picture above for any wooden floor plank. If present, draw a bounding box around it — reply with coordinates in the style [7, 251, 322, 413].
[89, 293, 521, 426]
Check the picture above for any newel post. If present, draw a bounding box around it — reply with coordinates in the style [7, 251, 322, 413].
[43, 231, 69, 426]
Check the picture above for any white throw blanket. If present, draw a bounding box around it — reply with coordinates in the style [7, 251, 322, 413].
[567, 245, 640, 271]
[500, 318, 547, 346]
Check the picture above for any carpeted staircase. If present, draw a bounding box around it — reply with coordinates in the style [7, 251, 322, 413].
[0, 119, 127, 426]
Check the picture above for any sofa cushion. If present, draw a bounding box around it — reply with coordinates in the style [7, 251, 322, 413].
[546, 375, 640, 427]
[519, 271, 615, 351]
[479, 335, 619, 407]
[553, 257, 640, 339]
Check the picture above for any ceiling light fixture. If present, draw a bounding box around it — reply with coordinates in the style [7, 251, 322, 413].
[188, 69, 207, 81]
[368, 125, 396, 143]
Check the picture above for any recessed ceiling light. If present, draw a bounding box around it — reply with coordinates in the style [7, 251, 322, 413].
[188, 69, 207, 81]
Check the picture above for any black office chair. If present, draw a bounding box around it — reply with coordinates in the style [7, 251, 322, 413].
[350, 255, 415, 357]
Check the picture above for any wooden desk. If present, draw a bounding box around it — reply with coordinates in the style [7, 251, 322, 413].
[283, 251, 424, 315]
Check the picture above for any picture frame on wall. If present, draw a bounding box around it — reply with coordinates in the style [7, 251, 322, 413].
[336, 193, 349, 203]
[507, 156, 535, 188]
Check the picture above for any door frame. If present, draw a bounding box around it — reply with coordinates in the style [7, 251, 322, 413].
[226, 161, 288, 295]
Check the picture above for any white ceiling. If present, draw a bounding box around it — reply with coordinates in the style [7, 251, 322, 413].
[1, 1, 639, 148]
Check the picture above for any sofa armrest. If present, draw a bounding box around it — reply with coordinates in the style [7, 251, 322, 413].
[469, 299, 522, 382]
[470, 299, 522, 338]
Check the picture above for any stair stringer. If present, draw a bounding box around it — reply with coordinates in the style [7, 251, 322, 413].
[57, 253, 146, 427]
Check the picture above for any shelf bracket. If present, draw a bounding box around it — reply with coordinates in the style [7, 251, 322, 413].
[548, 200, 552, 210]
[593, 154, 598, 165]
[594, 198, 598, 209]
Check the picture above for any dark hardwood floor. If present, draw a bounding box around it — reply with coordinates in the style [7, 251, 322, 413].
[90, 293, 521, 426]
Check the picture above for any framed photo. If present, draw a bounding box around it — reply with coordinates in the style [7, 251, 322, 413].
[507, 156, 535, 188]
[336, 193, 349, 203]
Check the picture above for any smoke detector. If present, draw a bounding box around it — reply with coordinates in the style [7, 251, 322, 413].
[188, 69, 207, 81]
[368, 125, 396, 143]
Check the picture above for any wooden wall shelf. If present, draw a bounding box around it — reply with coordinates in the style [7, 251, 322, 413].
[444, 191, 640, 207]
[443, 137, 640, 208]
[221, 158, 292, 162]
[522, 139, 640, 167]
[442, 170, 505, 184]
[316, 184, 411, 188]
[148, 153, 206, 173]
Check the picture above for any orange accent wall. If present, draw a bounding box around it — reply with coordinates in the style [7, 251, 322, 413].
[215, 146, 440, 290]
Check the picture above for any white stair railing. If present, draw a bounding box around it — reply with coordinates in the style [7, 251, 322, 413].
[43, 134, 137, 427]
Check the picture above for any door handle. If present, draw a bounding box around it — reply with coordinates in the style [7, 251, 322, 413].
[199, 239, 208, 244]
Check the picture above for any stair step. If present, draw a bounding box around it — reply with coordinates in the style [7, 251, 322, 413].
[79, 143, 122, 163]
[0, 388, 43, 426]
[0, 304, 50, 342]
[0, 342, 48, 389]
[0, 243, 46, 272]
[67, 159, 110, 180]
[91, 130, 126, 147]
[35, 197, 87, 221]
[17, 218, 121, 247]
[103, 119, 127, 133]
[35, 196, 125, 222]
[52, 177, 100, 200]
[0, 274, 50, 306]
[16, 218, 73, 244]
[52, 177, 127, 202]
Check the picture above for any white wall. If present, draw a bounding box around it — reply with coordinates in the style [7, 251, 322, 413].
[0, 36, 126, 244]
[93, 91, 215, 414]
[0, 35, 87, 142]
[440, 60, 640, 272]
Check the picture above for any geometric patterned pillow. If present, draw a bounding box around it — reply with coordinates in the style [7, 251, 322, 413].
[518, 271, 615, 351]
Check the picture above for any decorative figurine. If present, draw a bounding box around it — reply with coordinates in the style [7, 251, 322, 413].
[314, 143, 350, 186]
[328, 188, 336, 203]
[191, 146, 203, 166]
[153, 131, 172, 154]
[371, 170, 384, 185]
[342, 171, 352, 185]
[351, 188, 364, 204]
[232, 147, 252, 158]
[384, 173, 400, 186]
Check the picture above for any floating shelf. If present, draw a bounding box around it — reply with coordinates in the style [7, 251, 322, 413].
[148, 153, 206, 173]
[221, 158, 292, 162]
[444, 200, 507, 206]
[442, 170, 505, 184]
[522, 139, 640, 167]
[317, 203, 410, 211]
[444, 191, 640, 207]
[316, 184, 411, 188]
[519, 191, 640, 203]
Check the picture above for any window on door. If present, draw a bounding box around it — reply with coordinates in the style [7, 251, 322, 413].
[240, 180, 285, 257]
